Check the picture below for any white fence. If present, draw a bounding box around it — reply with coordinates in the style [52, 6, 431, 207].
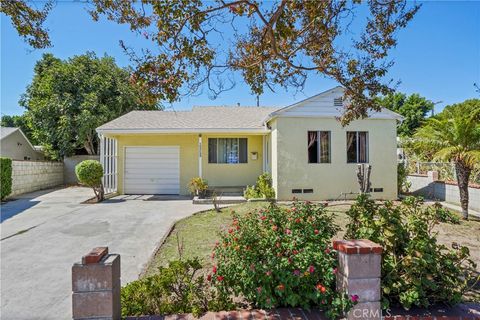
[99, 135, 118, 195]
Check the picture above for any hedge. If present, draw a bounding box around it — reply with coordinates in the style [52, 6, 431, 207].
[1, 157, 12, 200]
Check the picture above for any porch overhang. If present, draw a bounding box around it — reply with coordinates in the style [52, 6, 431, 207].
[96, 128, 271, 135]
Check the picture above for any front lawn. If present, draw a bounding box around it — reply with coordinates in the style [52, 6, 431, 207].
[143, 201, 480, 300]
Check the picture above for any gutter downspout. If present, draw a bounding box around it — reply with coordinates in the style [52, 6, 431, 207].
[198, 134, 202, 178]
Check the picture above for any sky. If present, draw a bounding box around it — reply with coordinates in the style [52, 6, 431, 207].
[1, 1, 479, 116]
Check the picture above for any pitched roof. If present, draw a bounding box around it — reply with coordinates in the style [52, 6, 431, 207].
[97, 106, 279, 133]
[0, 126, 37, 151]
[0, 127, 19, 139]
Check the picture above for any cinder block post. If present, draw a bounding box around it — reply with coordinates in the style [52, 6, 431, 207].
[333, 239, 382, 320]
[72, 247, 121, 320]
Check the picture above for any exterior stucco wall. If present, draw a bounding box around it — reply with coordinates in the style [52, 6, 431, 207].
[407, 174, 480, 212]
[112, 133, 264, 195]
[270, 117, 398, 201]
[201, 134, 264, 187]
[1, 131, 44, 161]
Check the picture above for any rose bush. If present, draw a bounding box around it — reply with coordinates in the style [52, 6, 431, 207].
[345, 195, 477, 310]
[211, 201, 354, 319]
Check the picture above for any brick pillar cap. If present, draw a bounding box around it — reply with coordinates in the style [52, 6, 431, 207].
[333, 239, 382, 254]
[82, 247, 109, 264]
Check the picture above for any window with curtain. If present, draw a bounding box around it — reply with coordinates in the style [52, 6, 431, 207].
[208, 138, 248, 163]
[307, 131, 330, 163]
[346, 131, 368, 163]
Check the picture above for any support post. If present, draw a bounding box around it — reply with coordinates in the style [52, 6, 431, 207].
[333, 239, 382, 320]
[198, 134, 203, 178]
[72, 247, 121, 320]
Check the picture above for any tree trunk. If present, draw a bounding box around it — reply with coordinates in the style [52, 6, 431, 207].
[454, 161, 471, 220]
[84, 134, 97, 155]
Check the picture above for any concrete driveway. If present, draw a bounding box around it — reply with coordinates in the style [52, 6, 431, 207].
[1, 187, 202, 320]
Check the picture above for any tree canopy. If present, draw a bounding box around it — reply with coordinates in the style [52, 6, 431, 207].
[0, 114, 37, 145]
[376, 92, 434, 136]
[20, 52, 158, 160]
[2, 0, 420, 124]
[412, 99, 480, 219]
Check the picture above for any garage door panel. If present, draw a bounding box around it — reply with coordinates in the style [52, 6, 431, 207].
[124, 146, 180, 195]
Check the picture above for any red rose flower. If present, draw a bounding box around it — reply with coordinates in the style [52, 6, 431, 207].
[295, 218, 301, 223]
[314, 229, 319, 235]
[325, 248, 331, 254]
[308, 265, 315, 273]
[217, 275, 224, 282]
[260, 216, 267, 221]
[207, 274, 212, 281]
[212, 266, 217, 274]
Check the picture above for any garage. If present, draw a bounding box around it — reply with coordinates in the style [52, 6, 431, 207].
[124, 146, 180, 194]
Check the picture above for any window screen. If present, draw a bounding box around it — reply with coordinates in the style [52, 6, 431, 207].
[208, 138, 248, 163]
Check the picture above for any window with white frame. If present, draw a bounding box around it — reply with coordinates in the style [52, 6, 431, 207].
[307, 131, 331, 163]
[346, 131, 368, 163]
[208, 138, 248, 164]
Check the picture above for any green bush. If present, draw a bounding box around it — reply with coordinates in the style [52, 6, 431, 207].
[75, 160, 104, 201]
[187, 177, 208, 198]
[121, 258, 232, 317]
[244, 173, 275, 200]
[1, 157, 12, 200]
[212, 201, 354, 319]
[397, 163, 411, 194]
[345, 195, 476, 310]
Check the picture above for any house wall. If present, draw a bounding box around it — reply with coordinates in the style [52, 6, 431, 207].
[1, 131, 44, 161]
[270, 117, 398, 201]
[111, 133, 264, 195]
[201, 134, 264, 187]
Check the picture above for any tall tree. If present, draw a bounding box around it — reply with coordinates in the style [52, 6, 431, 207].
[0, 114, 37, 144]
[413, 99, 480, 220]
[20, 52, 158, 160]
[2, 1, 420, 124]
[377, 92, 434, 136]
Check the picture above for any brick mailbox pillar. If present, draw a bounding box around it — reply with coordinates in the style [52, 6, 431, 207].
[333, 239, 382, 320]
[72, 247, 121, 320]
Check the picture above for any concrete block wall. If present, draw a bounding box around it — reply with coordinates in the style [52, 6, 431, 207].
[64, 155, 100, 185]
[10, 160, 64, 197]
[407, 172, 480, 212]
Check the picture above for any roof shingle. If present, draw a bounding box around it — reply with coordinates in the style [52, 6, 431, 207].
[97, 106, 279, 132]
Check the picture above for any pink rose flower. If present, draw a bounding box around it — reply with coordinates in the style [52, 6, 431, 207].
[351, 294, 359, 303]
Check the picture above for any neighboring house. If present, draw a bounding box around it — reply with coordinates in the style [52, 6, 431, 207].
[0, 127, 44, 161]
[96, 86, 402, 200]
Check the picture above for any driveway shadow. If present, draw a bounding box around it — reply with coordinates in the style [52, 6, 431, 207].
[0, 199, 40, 222]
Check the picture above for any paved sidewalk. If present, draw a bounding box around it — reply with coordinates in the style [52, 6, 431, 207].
[1, 187, 202, 320]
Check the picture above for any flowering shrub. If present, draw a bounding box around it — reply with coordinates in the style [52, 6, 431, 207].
[121, 258, 232, 317]
[211, 201, 354, 319]
[345, 195, 477, 310]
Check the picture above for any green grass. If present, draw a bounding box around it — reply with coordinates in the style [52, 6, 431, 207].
[143, 202, 480, 282]
[143, 202, 351, 277]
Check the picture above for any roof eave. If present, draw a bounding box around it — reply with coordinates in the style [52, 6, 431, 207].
[96, 127, 271, 135]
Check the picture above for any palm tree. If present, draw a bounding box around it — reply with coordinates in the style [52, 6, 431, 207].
[413, 99, 480, 220]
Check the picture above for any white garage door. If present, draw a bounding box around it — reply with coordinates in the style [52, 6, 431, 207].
[124, 146, 180, 194]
